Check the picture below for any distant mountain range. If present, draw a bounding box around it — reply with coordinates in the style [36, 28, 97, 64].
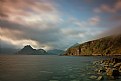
[64, 34, 121, 56]
[47, 49, 65, 55]
[1, 34, 121, 56]
[0, 45, 64, 55]
[16, 45, 47, 55]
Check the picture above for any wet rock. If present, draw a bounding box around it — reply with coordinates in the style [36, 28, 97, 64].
[114, 63, 121, 68]
[95, 69, 99, 72]
[112, 68, 120, 79]
[96, 76, 103, 80]
[113, 58, 121, 63]
[119, 66, 121, 75]
[98, 67, 106, 73]
[91, 58, 121, 80]
[105, 68, 114, 80]
[89, 75, 97, 79]
[106, 68, 112, 76]
[104, 65, 109, 69]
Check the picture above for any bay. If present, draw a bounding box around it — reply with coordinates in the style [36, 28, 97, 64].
[0, 55, 120, 81]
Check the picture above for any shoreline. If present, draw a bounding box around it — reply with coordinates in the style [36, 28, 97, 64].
[90, 57, 121, 80]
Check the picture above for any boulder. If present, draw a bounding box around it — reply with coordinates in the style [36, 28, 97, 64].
[112, 68, 120, 79]
[98, 67, 106, 73]
[119, 66, 121, 75]
[96, 76, 103, 81]
[113, 58, 121, 63]
[113, 63, 121, 68]
[89, 75, 97, 79]
[106, 68, 112, 76]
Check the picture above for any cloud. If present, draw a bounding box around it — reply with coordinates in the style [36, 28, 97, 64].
[0, 0, 61, 25]
[89, 16, 100, 25]
[74, 16, 100, 27]
[0, 0, 65, 50]
[99, 26, 121, 38]
[0, 19, 64, 50]
[0, 0, 106, 51]
[94, 0, 121, 13]
[108, 15, 121, 21]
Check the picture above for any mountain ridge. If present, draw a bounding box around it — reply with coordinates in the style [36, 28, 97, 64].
[64, 34, 121, 56]
[17, 45, 47, 55]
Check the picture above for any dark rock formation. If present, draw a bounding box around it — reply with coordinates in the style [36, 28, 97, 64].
[92, 58, 121, 80]
[64, 34, 121, 56]
[17, 45, 47, 55]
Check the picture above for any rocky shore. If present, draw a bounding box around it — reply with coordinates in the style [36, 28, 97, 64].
[90, 57, 121, 80]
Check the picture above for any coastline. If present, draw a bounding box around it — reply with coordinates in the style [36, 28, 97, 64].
[89, 57, 121, 80]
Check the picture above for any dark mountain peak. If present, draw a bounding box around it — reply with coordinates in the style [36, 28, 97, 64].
[17, 45, 47, 55]
[23, 45, 33, 50]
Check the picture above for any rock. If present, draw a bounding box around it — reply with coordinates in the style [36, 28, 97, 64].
[113, 58, 121, 63]
[112, 68, 120, 79]
[98, 68, 106, 73]
[89, 75, 97, 79]
[119, 66, 121, 75]
[104, 65, 109, 69]
[109, 63, 114, 68]
[95, 69, 99, 72]
[96, 76, 103, 80]
[119, 66, 121, 72]
[106, 68, 112, 76]
[113, 63, 121, 68]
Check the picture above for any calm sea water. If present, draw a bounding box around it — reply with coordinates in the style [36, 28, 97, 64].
[0, 55, 120, 81]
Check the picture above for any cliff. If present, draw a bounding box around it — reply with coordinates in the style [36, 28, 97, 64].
[17, 45, 47, 55]
[64, 35, 121, 56]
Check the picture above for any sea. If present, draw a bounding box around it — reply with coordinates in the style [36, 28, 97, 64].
[0, 55, 121, 81]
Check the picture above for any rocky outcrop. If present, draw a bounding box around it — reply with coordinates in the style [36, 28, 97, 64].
[17, 45, 47, 55]
[64, 35, 121, 56]
[92, 58, 121, 80]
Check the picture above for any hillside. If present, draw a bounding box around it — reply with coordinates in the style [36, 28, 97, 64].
[64, 35, 121, 56]
[17, 45, 47, 55]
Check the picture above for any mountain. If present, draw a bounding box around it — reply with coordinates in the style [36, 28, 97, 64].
[64, 34, 121, 56]
[17, 45, 47, 55]
[47, 49, 65, 55]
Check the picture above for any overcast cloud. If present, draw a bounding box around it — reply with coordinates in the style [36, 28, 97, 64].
[0, 0, 121, 50]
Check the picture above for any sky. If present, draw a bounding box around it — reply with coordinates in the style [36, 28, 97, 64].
[0, 0, 121, 50]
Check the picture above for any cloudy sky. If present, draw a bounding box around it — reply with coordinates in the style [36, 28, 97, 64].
[0, 0, 121, 50]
